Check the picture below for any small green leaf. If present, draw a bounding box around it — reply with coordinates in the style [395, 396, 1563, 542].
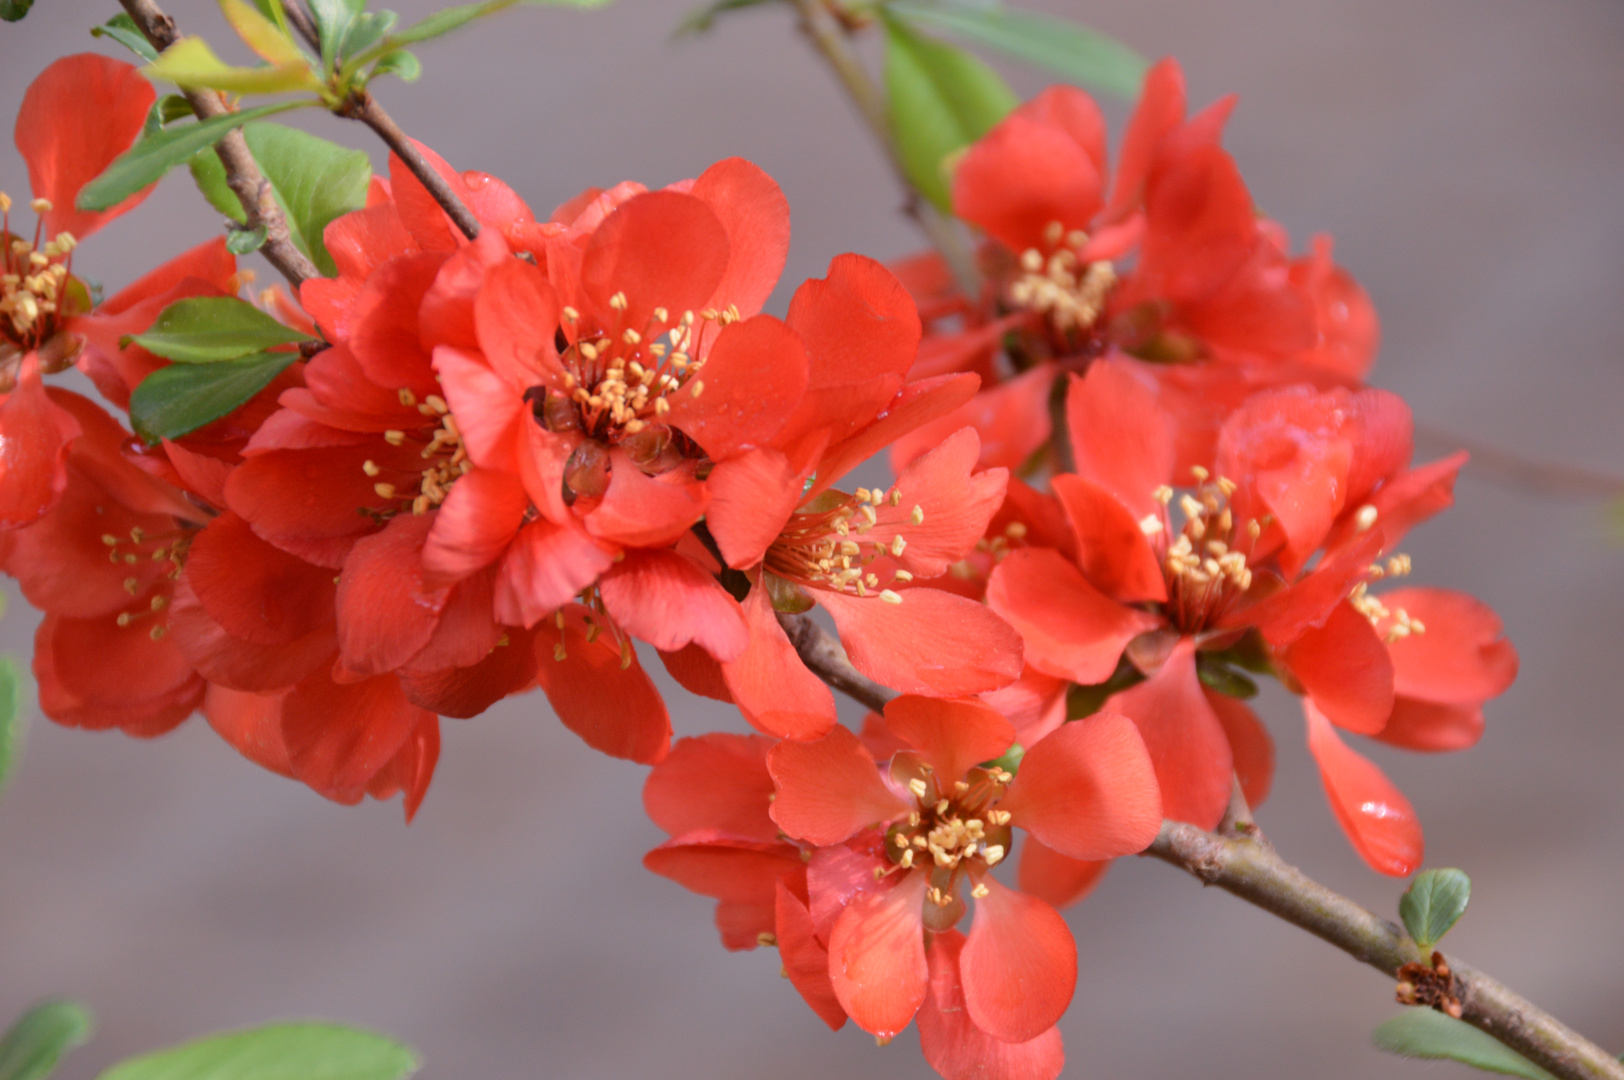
[0, 656, 26, 800]
[146, 36, 321, 95]
[77, 101, 308, 212]
[188, 150, 249, 223]
[983, 743, 1024, 776]
[130, 351, 299, 443]
[307, 0, 365, 64]
[367, 50, 421, 84]
[1401, 868, 1472, 948]
[1196, 657, 1258, 699]
[339, 11, 399, 61]
[882, 14, 1018, 212]
[242, 123, 370, 276]
[91, 13, 160, 61]
[131, 297, 314, 363]
[0, 0, 33, 23]
[0, 1000, 93, 1080]
[96, 1022, 419, 1080]
[1373, 1010, 1555, 1080]
[226, 226, 269, 255]
[887, 2, 1148, 99]
[674, 0, 774, 36]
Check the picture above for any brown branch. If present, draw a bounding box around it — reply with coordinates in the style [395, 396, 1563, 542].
[789, 0, 978, 296]
[118, 0, 321, 289]
[1147, 821, 1624, 1080]
[279, 1, 481, 241]
[786, 616, 1622, 1080]
[1416, 422, 1624, 500]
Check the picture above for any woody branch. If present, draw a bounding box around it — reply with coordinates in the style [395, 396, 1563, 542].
[117, 0, 321, 289]
[785, 615, 1624, 1080]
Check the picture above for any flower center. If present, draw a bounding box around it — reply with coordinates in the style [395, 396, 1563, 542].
[366, 391, 471, 516]
[102, 523, 192, 642]
[884, 759, 1016, 925]
[1141, 468, 1260, 633]
[763, 485, 924, 600]
[1346, 507, 1423, 642]
[0, 194, 81, 365]
[1007, 221, 1117, 336]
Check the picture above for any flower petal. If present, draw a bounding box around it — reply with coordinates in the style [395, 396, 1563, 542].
[533, 604, 670, 763]
[820, 586, 1025, 697]
[705, 447, 805, 569]
[919, 930, 1065, 1080]
[883, 695, 1014, 784]
[689, 157, 791, 319]
[281, 669, 428, 800]
[1207, 689, 1274, 807]
[663, 314, 807, 461]
[1381, 588, 1518, 705]
[491, 517, 615, 629]
[186, 511, 337, 645]
[1001, 712, 1162, 860]
[1065, 362, 1176, 521]
[580, 190, 730, 328]
[986, 547, 1160, 685]
[421, 468, 528, 587]
[1016, 837, 1109, 910]
[960, 876, 1076, 1043]
[0, 356, 80, 528]
[720, 581, 837, 740]
[827, 869, 929, 1038]
[1374, 698, 1484, 753]
[643, 831, 804, 904]
[768, 724, 909, 845]
[775, 876, 848, 1031]
[644, 732, 778, 843]
[1052, 473, 1166, 604]
[599, 547, 748, 661]
[335, 511, 450, 677]
[1304, 701, 1423, 876]
[1283, 600, 1395, 736]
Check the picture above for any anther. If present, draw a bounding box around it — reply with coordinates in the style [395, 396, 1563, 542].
[908, 778, 928, 799]
[879, 590, 903, 605]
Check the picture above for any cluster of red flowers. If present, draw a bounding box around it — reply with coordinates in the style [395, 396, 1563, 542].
[0, 53, 1516, 1079]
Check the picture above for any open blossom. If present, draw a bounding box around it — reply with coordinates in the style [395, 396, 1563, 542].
[644, 699, 1160, 1080]
[984, 361, 1516, 875]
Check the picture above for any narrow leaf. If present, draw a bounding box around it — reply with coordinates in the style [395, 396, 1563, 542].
[131, 297, 314, 363]
[0, 656, 25, 799]
[188, 150, 248, 223]
[1373, 1011, 1556, 1080]
[338, 10, 398, 61]
[306, 0, 363, 63]
[367, 50, 421, 84]
[0, 1000, 93, 1080]
[888, 2, 1147, 98]
[96, 1022, 419, 1080]
[146, 37, 320, 95]
[130, 351, 299, 443]
[77, 101, 307, 211]
[1401, 868, 1472, 948]
[91, 13, 161, 61]
[242, 123, 370, 276]
[227, 225, 268, 255]
[220, 0, 309, 66]
[882, 14, 1017, 212]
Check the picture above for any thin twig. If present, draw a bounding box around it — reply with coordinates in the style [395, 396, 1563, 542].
[279, 2, 481, 241]
[790, 0, 979, 296]
[787, 614, 1624, 1080]
[118, 0, 320, 289]
[1416, 422, 1624, 500]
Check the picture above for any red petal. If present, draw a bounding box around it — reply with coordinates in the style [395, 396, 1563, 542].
[715, 900, 776, 952]
[398, 625, 537, 719]
[1065, 362, 1176, 521]
[335, 512, 450, 677]
[0, 356, 80, 527]
[1001, 712, 1162, 859]
[820, 586, 1025, 697]
[643, 832, 804, 904]
[421, 468, 527, 587]
[807, 838, 889, 945]
[954, 112, 1104, 255]
[644, 732, 778, 842]
[281, 670, 428, 799]
[919, 931, 1065, 1080]
[584, 449, 708, 547]
[599, 547, 748, 661]
[203, 684, 292, 777]
[168, 576, 334, 693]
[887, 364, 1054, 474]
[985, 547, 1159, 685]
[1105, 58, 1185, 221]
[15, 54, 155, 238]
[827, 870, 929, 1038]
[768, 724, 909, 845]
[689, 157, 791, 319]
[186, 512, 337, 645]
[1305, 702, 1423, 875]
[1231, 529, 1381, 646]
[1381, 588, 1518, 705]
[491, 517, 614, 629]
[775, 877, 848, 1031]
[960, 876, 1077, 1043]
[1104, 640, 1233, 830]
[1016, 837, 1109, 910]
[348, 253, 444, 399]
[471, 256, 561, 392]
[720, 581, 837, 740]
[705, 447, 805, 569]
[811, 373, 981, 496]
[1283, 600, 1395, 735]
[882, 695, 1014, 784]
[533, 604, 670, 763]
[432, 346, 526, 472]
[1052, 473, 1166, 604]
[874, 427, 1007, 580]
[225, 444, 395, 560]
[1207, 689, 1275, 808]
[663, 314, 807, 461]
[35, 611, 201, 733]
[1137, 144, 1256, 302]
[580, 190, 730, 328]
[1375, 698, 1484, 753]
[658, 641, 733, 703]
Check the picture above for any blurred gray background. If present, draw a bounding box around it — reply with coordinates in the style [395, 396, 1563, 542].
[1, 0, 1621, 1076]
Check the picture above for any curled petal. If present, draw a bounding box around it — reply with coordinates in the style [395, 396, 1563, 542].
[1283, 600, 1395, 736]
[960, 876, 1077, 1043]
[776, 876, 847, 1031]
[0, 356, 80, 528]
[186, 512, 337, 646]
[986, 547, 1159, 685]
[599, 547, 748, 662]
[335, 512, 449, 677]
[1304, 702, 1423, 876]
[643, 831, 804, 905]
[1052, 473, 1166, 604]
[1375, 698, 1484, 753]
[491, 518, 614, 629]
[281, 670, 428, 800]
[720, 581, 837, 740]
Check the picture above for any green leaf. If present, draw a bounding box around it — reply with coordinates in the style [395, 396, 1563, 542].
[882, 14, 1017, 212]
[0, 0, 33, 22]
[367, 50, 421, 84]
[242, 123, 370, 276]
[0, 656, 26, 800]
[96, 1022, 419, 1080]
[339, 11, 399, 61]
[674, 0, 774, 36]
[130, 297, 314, 363]
[130, 351, 300, 443]
[307, 0, 365, 64]
[146, 36, 321, 95]
[1401, 868, 1472, 948]
[91, 13, 160, 61]
[0, 1000, 93, 1080]
[226, 226, 269, 255]
[188, 150, 249, 223]
[77, 101, 308, 212]
[1196, 657, 1258, 699]
[887, 1, 1148, 99]
[1373, 1011, 1556, 1080]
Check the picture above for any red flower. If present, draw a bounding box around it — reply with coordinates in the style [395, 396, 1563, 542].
[767, 697, 1160, 1043]
[984, 361, 1515, 874]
